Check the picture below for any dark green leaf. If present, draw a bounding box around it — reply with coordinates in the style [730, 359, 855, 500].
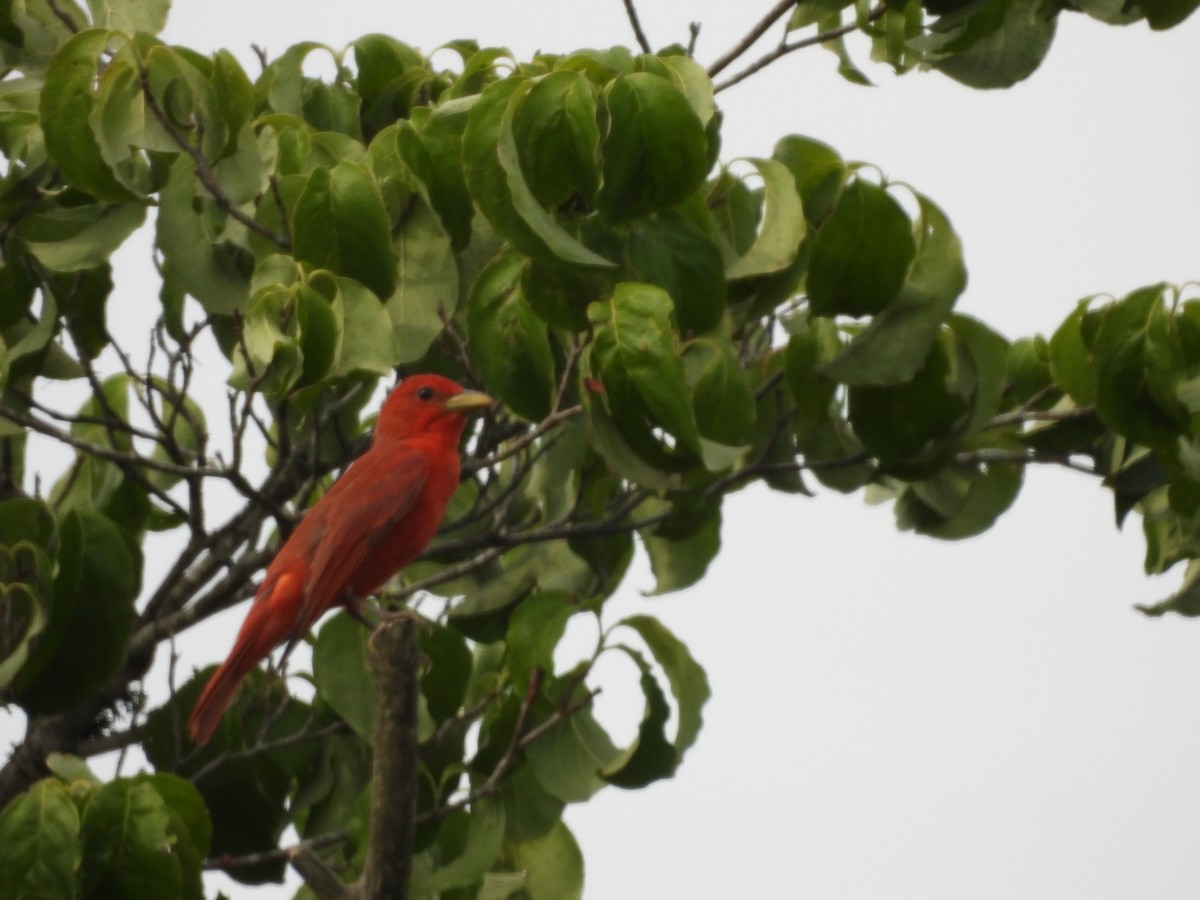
[14, 509, 137, 714]
[466, 250, 556, 421]
[80, 779, 182, 900]
[597, 72, 708, 224]
[773, 134, 846, 225]
[623, 211, 726, 335]
[808, 179, 915, 318]
[1092, 285, 1188, 446]
[896, 459, 1023, 540]
[639, 495, 722, 596]
[819, 194, 965, 385]
[292, 162, 397, 298]
[463, 78, 612, 267]
[928, 0, 1057, 88]
[617, 614, 710, 757]
[512, 70, 601, 208]
[312, 611, 374, 741]
[600, 646, 677, 787]
[848, 333, 968, 469]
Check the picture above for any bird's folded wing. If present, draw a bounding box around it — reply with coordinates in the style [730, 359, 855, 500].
[291, 445, 429, 640]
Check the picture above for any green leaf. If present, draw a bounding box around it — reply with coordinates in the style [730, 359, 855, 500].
[896, 459, 1023, 540]
[292, 162, 397, 298]
[950, 313, 1010, 436]
[506, 592, 578, 691]
[386, 195, 459, 364]
[597, 72, 708, 224]
[521, 260, 610, 331]
[684, 338, 756, 448]
[419, 620, 473, 722]
[927, 0, 1057, 89]
[818, 193, 965, 385]
[512, 70, 600, 208]
[331, 275, 396, 377]
[1092, 285, 1188, 446]
[156, 156, 249, 315]
[40, 29, 138, 202]
[312, 612, 374, 741]
[24, 203, 146, 272]
[1137, 559, 1200, 617]
[1048, 299, 1098, 405]
[1139, 0, 1200, 27]
[639, 495, 722, 596]
[772, 135, 846, 225]
[0, 779, 81, 900]
[847, 333, 969, 469]
[589, 283, 702, 459]
[466, 251, 556, 421]
[80, 779, 182, 900]
[578, 346, 680, 491]
[623, 210, 726, 335]
[507, 820, 584, 900]
[14, 509, 137, 714]
[616, 614, 710, 757]
[807, 179, 915, 317]
[724, 158, 806, 281]
[785, 315, 841, 426]
[143, 669, 311, 884]
[600, 646, 677, 788]
[85, 0, 170, 34]
[137, 774, 211, 900]
[421, 798, 505, 892]
[497, 764, 564, 846]
[526, 705, 619, 804]
[464, 78, 613, 267]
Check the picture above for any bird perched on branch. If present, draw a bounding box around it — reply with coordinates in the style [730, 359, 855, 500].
[187, 374, 492, 746]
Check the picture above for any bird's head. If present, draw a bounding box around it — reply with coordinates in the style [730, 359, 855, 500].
[375, 374, 493, 445]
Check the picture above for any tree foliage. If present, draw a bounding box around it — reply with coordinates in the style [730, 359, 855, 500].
[0, 0, 1196, 897]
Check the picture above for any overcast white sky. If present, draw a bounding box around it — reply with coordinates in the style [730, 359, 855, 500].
[7, 3, 1200, 898]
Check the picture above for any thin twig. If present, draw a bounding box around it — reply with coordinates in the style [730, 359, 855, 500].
[138, 66, 290, 249]
[707, 0, 797, 78]
[714, 4, 886, 93]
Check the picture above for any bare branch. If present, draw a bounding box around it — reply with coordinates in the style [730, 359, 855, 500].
[714, 4, 887, 93]
[707, 0, 797, 78]
[621, 0, 654, 54]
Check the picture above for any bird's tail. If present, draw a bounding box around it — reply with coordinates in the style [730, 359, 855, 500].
[187, 586, 294, 746]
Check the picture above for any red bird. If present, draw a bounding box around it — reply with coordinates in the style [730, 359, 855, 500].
[187, 375, 492, 746]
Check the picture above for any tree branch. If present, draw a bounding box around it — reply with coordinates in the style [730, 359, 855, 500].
[621, 0, 654, 54]
[707, 0, 797, 78]
[713, 4, 886, 93]
[358, 615, 422, 900]
[137, 66, 291, 250]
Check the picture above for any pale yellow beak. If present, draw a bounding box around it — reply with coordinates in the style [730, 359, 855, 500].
[443, 390, 494, 414]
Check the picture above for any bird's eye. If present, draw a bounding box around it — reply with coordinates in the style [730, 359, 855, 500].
[416, 386, 435, 402]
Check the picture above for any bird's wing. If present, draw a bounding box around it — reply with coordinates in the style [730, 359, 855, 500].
[289, 444, 429, 643]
